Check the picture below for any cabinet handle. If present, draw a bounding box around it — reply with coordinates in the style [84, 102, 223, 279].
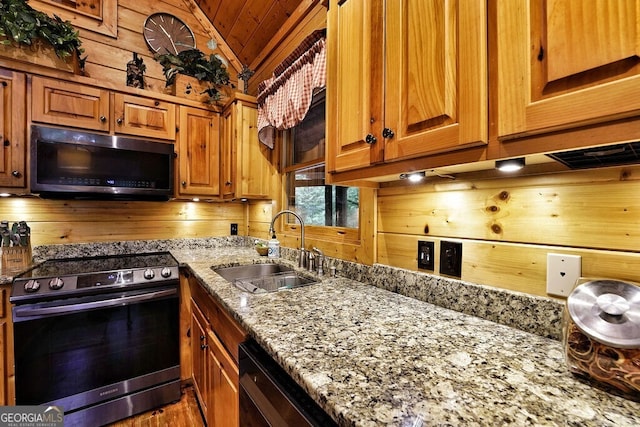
[382, 128, 395, 139]
[200, 335, 205, 341]
[365, 134, 377, 144]
[99, 115, 107, 123]
[11, 170, 21, 178]
[116, 117, 123, 125]
[3, 139, 9, 147]
[225, 181, 232, 186]
[201, 344, 208, 350]
[154, 101, 160, 106]
[181, 181, 187, 187]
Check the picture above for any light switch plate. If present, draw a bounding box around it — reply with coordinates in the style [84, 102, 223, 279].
[546, 253, 581, 297]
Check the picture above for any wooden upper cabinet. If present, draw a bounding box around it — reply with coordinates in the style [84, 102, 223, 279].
[31, 76, 110, 132]
[384, 0, 487, 161]
[327, 0, 488, 174]
[0, 69, 26, 188]
[113, 94, 176, 141]
[221, 94, 272, 200]
[326, 0, 384, 173]
[177, 106, 220, 197]
[496, 0, 640, 140]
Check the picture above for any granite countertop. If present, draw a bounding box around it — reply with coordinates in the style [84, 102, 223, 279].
[173, 247, 640, 427]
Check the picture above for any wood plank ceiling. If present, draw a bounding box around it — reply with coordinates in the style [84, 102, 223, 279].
[195, 0, 305, 67]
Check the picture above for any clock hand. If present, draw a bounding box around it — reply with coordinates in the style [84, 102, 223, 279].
[158, 26, 179, 54]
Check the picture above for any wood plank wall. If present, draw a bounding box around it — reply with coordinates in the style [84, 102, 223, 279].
[377, 165, 640, 297]
[30, 0, 240, 97]
[0, 198, 246, 246]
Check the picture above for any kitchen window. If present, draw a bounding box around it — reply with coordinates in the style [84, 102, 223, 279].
[283, 89, 360, 235]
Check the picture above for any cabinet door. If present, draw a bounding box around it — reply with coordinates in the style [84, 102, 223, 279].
[0, 69, 26, 188]
[234, 100, 271, 199]
[113, 93, 176, 140]
[220, 106, 235, 199]
[178, 107, 220, 196]
[326, 0, 384, 173]
[497, 0, 640, 139]
[190, 300, 208, 420]
[0, 286, 14, 405]
[384, 0, 487, 161]
[207, 330, 239, 427]
[31, 76, 109, 132]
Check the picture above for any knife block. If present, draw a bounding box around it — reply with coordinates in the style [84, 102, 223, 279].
[1, 245, 32, 274]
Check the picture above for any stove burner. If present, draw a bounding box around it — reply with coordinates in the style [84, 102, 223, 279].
[11, 252, 179, 304]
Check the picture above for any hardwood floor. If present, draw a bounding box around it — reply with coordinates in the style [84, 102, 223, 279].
[106, 385, 205, 427]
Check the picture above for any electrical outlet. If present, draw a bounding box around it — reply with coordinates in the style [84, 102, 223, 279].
[230, 223, 238, 235]
[417, 241, 434, 270]
[440, 241, 462, 278]
[546, 253, 581, 297]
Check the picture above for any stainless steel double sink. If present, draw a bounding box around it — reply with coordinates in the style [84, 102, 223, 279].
[213, 263, 319, 294]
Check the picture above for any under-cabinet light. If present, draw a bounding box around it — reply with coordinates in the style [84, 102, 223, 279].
[399, 171, 426, 182]
[496, 157, 525, 172]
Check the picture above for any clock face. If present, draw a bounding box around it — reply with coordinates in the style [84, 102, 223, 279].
[143, 13, 196, 55]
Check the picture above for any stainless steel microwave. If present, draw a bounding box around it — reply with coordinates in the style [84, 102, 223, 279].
[30, 125, 175, 200]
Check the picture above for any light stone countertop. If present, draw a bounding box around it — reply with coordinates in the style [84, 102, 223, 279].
[173, 247, 640, 427]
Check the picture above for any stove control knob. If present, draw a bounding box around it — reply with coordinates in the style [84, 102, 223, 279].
[143, 268, 155, 280]
[161, 267, 172, 278]
[24, 280, 40, 293]
[49, 277, 64, 290]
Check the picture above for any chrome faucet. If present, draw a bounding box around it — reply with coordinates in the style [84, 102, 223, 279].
[269, 210, 306, 268]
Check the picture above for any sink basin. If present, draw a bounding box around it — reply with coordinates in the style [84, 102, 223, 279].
[213, 263, 319, 294]
[213, 263, 294, 282]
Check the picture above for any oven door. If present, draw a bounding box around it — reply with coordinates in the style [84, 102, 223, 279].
[12, 284, 180, 414]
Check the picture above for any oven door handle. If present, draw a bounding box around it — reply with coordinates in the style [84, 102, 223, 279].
[13, 288, 177, 319]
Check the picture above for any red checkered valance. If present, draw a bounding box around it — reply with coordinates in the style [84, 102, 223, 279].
[257, 29, 326, 148]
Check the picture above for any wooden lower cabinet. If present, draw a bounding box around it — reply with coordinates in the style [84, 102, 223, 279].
[0, 284, 14, 405]
[187, 273, 246, 427]
[207, 329, 239, 427]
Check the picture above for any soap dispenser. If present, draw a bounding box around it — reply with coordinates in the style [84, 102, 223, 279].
[267, 233, 280, 258]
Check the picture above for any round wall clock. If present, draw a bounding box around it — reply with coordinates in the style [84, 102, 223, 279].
[143, 13, 196, 55]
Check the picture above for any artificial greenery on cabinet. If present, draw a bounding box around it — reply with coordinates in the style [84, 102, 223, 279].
[155, 49, 231, 102]
[0, 0, 85, 69]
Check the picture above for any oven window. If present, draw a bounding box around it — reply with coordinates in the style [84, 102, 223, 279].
[13, 294, 179, 405]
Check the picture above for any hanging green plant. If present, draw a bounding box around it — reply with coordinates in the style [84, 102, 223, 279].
[0, 0, 85, 68]
[155, 49, 231, 101]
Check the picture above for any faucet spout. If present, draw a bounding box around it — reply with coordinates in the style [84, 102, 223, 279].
[270, 210, 305, 267]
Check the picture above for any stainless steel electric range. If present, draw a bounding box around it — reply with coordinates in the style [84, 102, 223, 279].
[10, 252, 181, 427]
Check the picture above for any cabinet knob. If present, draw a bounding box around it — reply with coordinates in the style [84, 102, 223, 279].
[99, 115, 107, 123]
[200, 344, 208, 350]
[382, 128, 395, 139]
[365, 134, 377, 144]
[11, 170, 21, 178]
[225, 181, 232, 186]
[116, 117, 123, 125]
[3, 139, 9, 147]
[181, 181, 187, 187]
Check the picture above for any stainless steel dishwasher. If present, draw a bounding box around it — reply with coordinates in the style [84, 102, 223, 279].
[238, 339, 337, 426]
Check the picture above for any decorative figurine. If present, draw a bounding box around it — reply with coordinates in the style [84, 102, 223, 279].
[238, 65, 254, 94]
[126, 52, 146, 89]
